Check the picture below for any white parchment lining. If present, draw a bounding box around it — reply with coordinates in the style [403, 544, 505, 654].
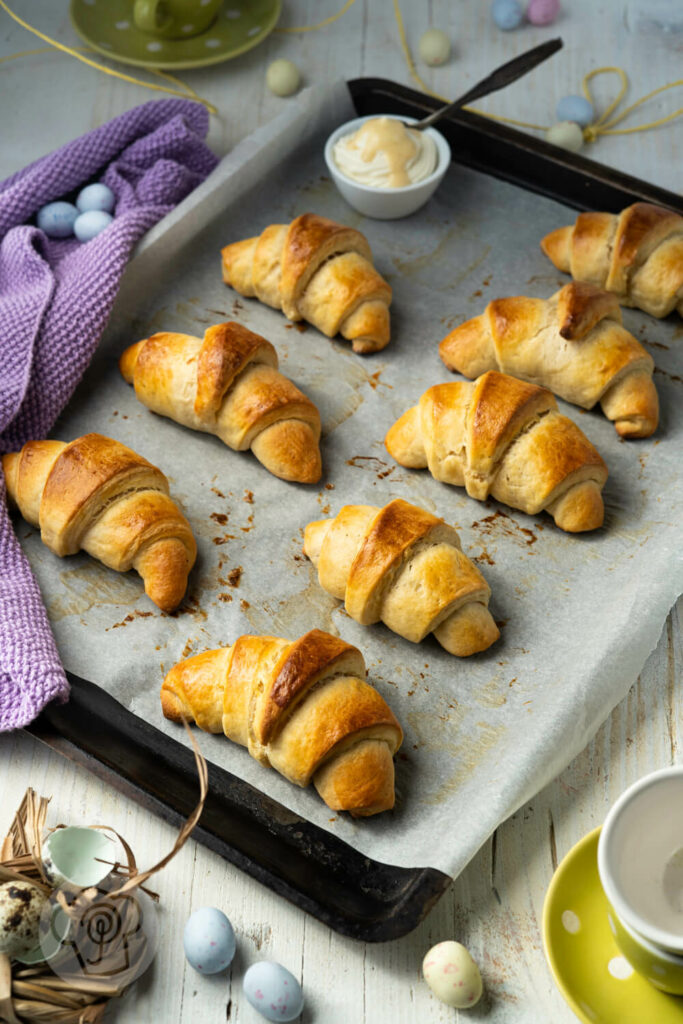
[18, 81, 683, 877]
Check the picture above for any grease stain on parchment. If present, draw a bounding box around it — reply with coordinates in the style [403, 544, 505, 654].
[406, 709, 505, 805]
[47, 565, 142, 620]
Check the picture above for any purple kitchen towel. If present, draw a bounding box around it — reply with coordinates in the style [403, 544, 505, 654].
[0, 99, 218, 730]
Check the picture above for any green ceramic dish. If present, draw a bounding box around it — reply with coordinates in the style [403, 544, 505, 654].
[70, 0, 282, 70]
[542, 827, 683, 1023]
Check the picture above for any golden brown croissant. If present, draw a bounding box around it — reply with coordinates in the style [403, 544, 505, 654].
[221, 213, 392, 353]
[119, 321, 322, 484]
[439, 282, 659, 438]
[161, 628, 403, 817]
[541, 202, 683, 318]
[303, 498, 499, 656]
[385, 372, 608, 533]
[3, 433, 196, 612]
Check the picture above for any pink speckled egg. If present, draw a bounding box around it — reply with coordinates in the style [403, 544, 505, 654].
[423, 940, 483, 1009]
[527, 0, 560, 25]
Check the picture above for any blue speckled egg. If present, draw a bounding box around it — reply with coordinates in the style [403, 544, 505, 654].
[73, 210, 113, 243]
[243, 961, 304, 1022]
[556, 95, 595, 128]
[76, 183, 115, 214]
[183, 907, 236, 975]
[492, 0, 524, 30]
[37, 201, 78, 238]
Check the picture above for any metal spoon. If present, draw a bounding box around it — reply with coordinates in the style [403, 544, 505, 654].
[409, 37, 563, 131]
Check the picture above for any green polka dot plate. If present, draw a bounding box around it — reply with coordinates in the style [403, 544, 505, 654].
[543, 827, 683, 1023]
[70, 0, 282, 70]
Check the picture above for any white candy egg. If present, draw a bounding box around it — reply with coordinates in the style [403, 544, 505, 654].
[0, 881, 48, 959]
[76, 183, 115, 214]
[183, 906, 235, 975]
[243, 961, 304, 1022]
[545, 121, 584, 153]
[423, 940, 483, 1009]
[36, 201, 78, 238]
[418, 28, 451, 66]
[73, 210, 113, 243]
[266, 59, 301, 97]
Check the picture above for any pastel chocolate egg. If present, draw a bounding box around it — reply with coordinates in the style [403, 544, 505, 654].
[423, 940, 483, 1009]
[73, 210, 113, 243]
[43, 826, 113, 888]
[36, 201, 78, 239]
[76, 183, 115, 214]
[556, 95, 594, 128]
[545, 120, 584, 152]
[492, 0, 525, 30]
[0, 881, 48, 959]
[183, 906, 236, 975]
[527, 0, 560, 25]
[418, 29, 451, 66]
[243, 961, 304, 1022]
[266, 59, 301, 97]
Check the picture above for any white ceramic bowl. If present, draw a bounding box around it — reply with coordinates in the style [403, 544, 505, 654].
[598, 766, 683, 955]
[324, 114, 451, 220]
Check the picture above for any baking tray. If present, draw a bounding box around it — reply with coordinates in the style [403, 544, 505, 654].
[25, 77, 683, 942]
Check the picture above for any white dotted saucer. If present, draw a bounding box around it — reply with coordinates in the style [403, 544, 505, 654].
[70, 0, 281, 70]
[543, 827, 683, 1023]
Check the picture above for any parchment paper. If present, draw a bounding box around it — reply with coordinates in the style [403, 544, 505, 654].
[18, 81, 683, 877]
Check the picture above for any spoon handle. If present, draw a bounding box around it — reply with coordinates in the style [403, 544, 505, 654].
[416, 37, 563, 131]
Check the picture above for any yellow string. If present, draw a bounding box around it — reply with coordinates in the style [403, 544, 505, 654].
[0, 0, 217, 114]
[276, 0, 358, 34]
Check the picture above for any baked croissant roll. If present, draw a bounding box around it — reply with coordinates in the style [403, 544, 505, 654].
[120, 321, 322, 484]
[541, 202, 683, 318]
[385, 372, 608, 533]
[221, 213, 392, 353]
[439, 282, 659, 438]
[2, 433, 197, 611]
[303, 498, 499, 657]
[161, 628, 403, 817]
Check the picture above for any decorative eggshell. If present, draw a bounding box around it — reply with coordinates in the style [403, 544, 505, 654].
[423, 941, 483, 1009]
[556, 94, 594, 128]
[545, 120, 584, 152]
[36, 201, 78, 239]
[527, 0, 560, 25]
[73, 210, 113, 243]
[43, 827, 113, 888]
[243, 961, 304, 1022]
[76, 183, 115, 214]
[266, 59, 301, 97]
[183, 907, 236, 975]
[491, 0, 525, 30]
[418, 28, 451, 66]
[0, 882, 48, 958]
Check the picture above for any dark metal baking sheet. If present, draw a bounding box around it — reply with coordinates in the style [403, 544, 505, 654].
[26, 77, 683, 942]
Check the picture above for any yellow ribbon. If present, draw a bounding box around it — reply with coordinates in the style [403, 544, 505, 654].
[0, 0, 680, 142]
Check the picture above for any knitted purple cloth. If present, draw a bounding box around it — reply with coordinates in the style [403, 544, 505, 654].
[0, 99, 218, 730]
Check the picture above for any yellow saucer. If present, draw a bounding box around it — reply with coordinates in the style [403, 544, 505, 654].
[543, 827, 683, 1023]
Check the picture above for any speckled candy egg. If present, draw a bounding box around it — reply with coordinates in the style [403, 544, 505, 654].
[76, 183, 115, 214]
[36, 201, 78, 238]
[527, 0, 560, 25]
[418, 28, 451, 66]
[492, 0, 525, 30]
[266, 59, 301, 97]
[183, 906, 235, 975]
[73, 210, 113, 243]
[243, 961, 304, 1022]
[423, 940, 483, 1009]
[545, 120, 584, 152]
[0, 881, 48, 959]
[556, 94, 594, 128]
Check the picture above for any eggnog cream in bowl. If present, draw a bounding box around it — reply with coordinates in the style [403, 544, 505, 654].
[324, 115, 450, 219]
[598, 767, 683, 956]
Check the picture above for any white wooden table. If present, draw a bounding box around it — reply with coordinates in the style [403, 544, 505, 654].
[1, 2, 681, 1021]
